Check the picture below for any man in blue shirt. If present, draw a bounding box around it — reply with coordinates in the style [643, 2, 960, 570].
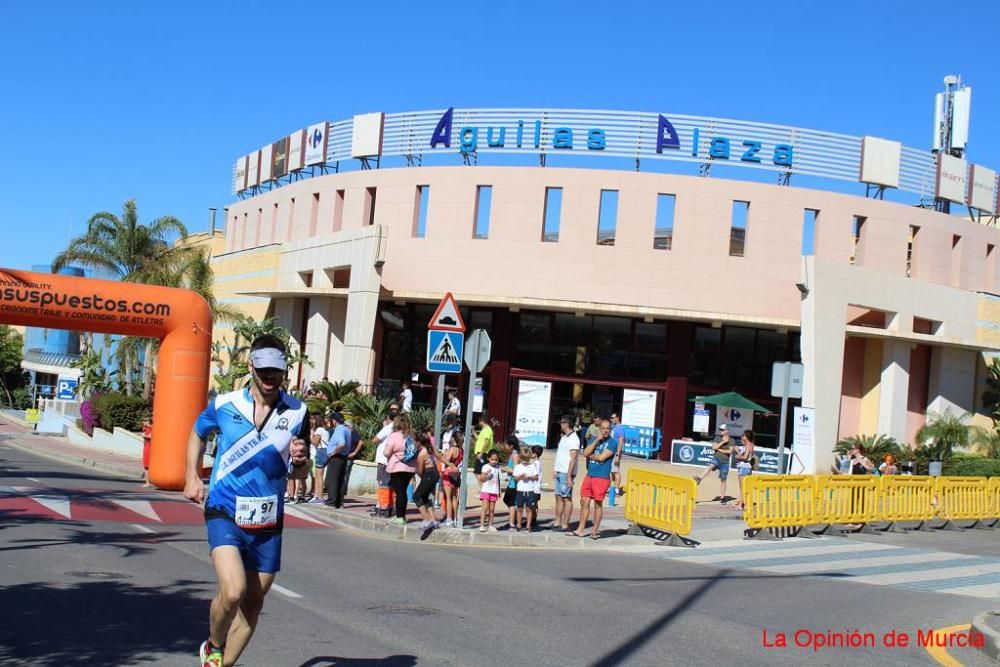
[610, 413, 626, 497]
[570, 419, 619, 540]
[324, 411, 352, 508]
[184, 335, 310, 667]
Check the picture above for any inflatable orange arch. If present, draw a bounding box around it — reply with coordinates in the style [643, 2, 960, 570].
[0, 268, 212, 490]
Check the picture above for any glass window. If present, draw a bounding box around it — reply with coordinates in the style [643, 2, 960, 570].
[691, 326, 722, 387]
[542, 188, 562, 242]
[802, 209, 818, 255]
[474, 186, 492, 239]
[597, 190, 618, 246]
[722, 326, 757, 391]
[414, 185, 429, 238]
[730, 201, 749, 257]
[654, 194, 675, 250]
[634, 321, 666, 353]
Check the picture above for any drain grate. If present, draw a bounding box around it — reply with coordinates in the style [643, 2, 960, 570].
[66, 571, 132, 580]
[367, 604, 439, 616]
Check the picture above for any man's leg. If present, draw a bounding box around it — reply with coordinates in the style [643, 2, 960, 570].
[591, 499, 604, 537]
[554, 495, 564, 528]
[222, 570, 274, 667]
[208, 547, 247, 654]
[574, 497, 591, 536]
[325, 458, 345, 507]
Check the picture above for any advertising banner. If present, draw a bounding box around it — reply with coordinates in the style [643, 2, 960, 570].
[858, 136, 901, 188]
[935, 153, 968, 204]
[968, 165, 997, 214]
[259, 144, 273, 183]
[288, 130, 304, 172]
[304, 122, 328, 166]
[717, 406, 753, 436]
[790, 406, 816, 474]
[246, 153, 256, 188]
[621, 388, 657, 429]
[271, 137, 289, 180]
[515, 380, 551, 446]
[234, 155, 248, 193]
[669, 440, 789, 474]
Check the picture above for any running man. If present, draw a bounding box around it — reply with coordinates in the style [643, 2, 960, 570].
[184, 334, 311, 667]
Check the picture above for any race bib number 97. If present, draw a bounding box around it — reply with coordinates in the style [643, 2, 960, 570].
[234, 495, 279, 528]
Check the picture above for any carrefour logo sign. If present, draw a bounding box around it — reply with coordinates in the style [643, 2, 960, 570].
[429, 108, 794, 167]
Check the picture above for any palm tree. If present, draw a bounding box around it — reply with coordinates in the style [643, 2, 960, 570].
[914, 410, 970, 463]
[970, 425, 1000, 459]
[304, 380, 361, 415]
[833, 434, 903, 466]
[134, 244, 241, 398]
[53, 199, 188, 396]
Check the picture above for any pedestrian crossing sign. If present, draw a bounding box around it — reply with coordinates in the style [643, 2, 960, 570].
[427, 330, 464, 373]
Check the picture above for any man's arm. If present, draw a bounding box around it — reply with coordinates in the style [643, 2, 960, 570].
[348, 433, 364, 458]
[593, 443, 618, 463]
[183, 428, 207, 504]
[582, 439, 600, 458]
[329, 429, 347, 456]
[567, 449, 579, 478]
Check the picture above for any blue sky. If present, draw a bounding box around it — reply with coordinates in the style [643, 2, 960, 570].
[1, 0, 998, 269]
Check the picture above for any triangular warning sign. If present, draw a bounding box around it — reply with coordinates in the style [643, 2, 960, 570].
[430, 333, 460, 364]
[428, 292, 466, 332]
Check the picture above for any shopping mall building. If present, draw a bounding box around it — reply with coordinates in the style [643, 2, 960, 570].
[211, 107, 1000, 473]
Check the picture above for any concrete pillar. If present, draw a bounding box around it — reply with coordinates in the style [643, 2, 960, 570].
[927, 347, 976, 418]
[800, 257, 844, 474]
[877, 340, 910, 442]
[304, 299, 332, 383]
[325, 299, 348, 380]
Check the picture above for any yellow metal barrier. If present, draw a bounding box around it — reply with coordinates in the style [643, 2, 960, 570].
[989, 477, 1000, 521]
[741, 475, 816, 532]
[814, 475, 879, 527]
[625, 468, 696, 544]
[936, 476, 989, 523]
[880, 475, 936, 525]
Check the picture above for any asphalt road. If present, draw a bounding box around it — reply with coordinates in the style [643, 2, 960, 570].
[0, 436, 995, 667]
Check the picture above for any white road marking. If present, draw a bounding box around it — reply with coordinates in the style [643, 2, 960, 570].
[131, 523, 157, 534]
[271, 583, 303, 599]
[110, 499, 162, 522]
[25, 477, 40, 483]
[27, 493, 73, 519]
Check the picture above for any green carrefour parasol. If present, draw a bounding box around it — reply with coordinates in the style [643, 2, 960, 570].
[689, 391, 772, 414]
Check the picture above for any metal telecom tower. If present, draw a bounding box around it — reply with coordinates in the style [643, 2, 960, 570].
[932, 75, 972, 213]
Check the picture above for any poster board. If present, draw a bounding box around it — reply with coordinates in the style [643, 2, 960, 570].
[621, 388, 657, 429]
[515, 380, 551, 446]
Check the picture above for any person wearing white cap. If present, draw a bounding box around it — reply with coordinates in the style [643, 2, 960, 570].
[184, 334, 310, 667]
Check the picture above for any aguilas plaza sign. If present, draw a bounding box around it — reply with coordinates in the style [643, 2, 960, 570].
[430, 107, 795, 167]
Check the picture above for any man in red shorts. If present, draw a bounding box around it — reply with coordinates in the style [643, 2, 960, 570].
[570, 418, 619, 540]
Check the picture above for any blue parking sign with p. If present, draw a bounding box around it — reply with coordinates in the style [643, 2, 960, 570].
[56, 379, 77, 400]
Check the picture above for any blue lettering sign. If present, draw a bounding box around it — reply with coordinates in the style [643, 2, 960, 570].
[553, 127, 573, 149]
[430, 107, 453, 148]
[774, 144, 794, 167]
[587, 129, 606, 150]
[709, 137, 730, 159]
[460, 127, 478, 153]
[741, 140, 762, 163]
[656, 114, 680, 153]
[487, 127, 506, 147]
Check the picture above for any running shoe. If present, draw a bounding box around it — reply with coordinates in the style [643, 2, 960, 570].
[441, 519, 454, 527]
[390, 517, 406, 526]
[307, 497, 325, 505]
[199, 640, 223, 667]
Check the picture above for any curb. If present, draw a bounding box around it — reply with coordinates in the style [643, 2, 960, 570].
[293, 504, 637, 550]
[972, 610, 1000, 662]
[0, 432, 143, 482]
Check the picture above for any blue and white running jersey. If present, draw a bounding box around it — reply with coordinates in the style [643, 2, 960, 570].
[196, 388, 310, 531]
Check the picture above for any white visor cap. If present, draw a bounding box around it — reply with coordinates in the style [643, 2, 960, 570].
[250, 347, 287, 371]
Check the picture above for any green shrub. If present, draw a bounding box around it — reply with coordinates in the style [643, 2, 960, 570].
[93, 392, 151, 432]
[943, 455, 1000, 477]
[359, 439, 378, 463]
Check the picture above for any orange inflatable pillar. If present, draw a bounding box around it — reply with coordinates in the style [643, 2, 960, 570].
[0, 268, 212, 490]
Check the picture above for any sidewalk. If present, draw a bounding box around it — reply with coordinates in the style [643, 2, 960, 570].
[0, 414, 745, 550]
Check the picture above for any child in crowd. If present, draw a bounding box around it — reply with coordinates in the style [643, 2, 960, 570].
[513, 447, 538, 531]
[531, 445, 544, 530]
[478, 449, 501, 532]
[503, 435, 520, 529]
[412, 432, 440, 529]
